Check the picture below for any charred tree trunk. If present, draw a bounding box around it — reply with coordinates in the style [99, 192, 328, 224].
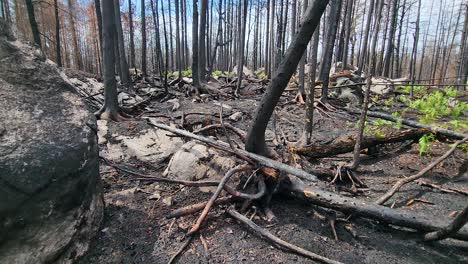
[297, 0, 308, 103]
[114, 1, 131, 86]
[357, 0, 374, 72]
[319, 0, 342, 101]
[53, 0, 61, 67]
[235, 0, 248, 95]
[199, 0, 208, 82]
[245, 0, 329, 156]
[128, 0, 136, 69]
[175, 0, 182, 79]
[141, 0, 147, 77]
[192, 0, 202, 92]
[409, 0, 421, 96]
[25, 0, 41, 48]
[96, 0, 121, 120]
[67, 0, 82, 70]
[383, 0, 398, 77]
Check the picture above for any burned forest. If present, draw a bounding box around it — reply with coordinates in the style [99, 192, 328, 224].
[1, 0, 468, 263]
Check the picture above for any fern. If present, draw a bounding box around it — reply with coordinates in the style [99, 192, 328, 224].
[418, 134, 435, 156]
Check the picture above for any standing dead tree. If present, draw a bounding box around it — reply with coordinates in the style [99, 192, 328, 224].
[245, 0, 329, 156]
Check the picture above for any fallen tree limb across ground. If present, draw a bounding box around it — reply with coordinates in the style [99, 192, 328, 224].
[295, 128, 429, 158]
[347, 109, 468, 140]
[147, 120, 468, 241]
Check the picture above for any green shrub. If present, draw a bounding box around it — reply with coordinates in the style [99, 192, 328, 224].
[418, 134, 435, 156]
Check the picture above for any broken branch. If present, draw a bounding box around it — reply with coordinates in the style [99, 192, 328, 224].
[375, 136, 468, 205]
[227, 207, 342, 264]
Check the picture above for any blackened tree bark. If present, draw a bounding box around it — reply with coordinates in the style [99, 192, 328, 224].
[114, 1, 131, 86]
[67, 0, 82, 70]
[342, 0, 354, 68]
[383, 0, 398, 77]
[235, 0, 248, 96]
[128, 0, 136, 69]
[299, 21, 320, 145]
[357, 0, 374, 72]
[297, 0, 308, 104]
[192, 0, 202, 93]
[25, 0, 41, 48]
[175, 0, 182, 79]
[94, 0, 103, 52]
[245, 0, 329, 156]
[369, 0, 384, 75]
[96, 0, 122, 121]
[199, 0, 208, 82]
[141, 0, 147, 77]
[458, 4, 468, 85]
[319, 0, 342, 101]
[150, 0, 163, 79]
[409, 0, 421, 96]
[161, 0, 169, 93]
[53, 0, 61, 67]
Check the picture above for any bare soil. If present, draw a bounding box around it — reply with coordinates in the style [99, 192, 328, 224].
[78, 87, 468, 264]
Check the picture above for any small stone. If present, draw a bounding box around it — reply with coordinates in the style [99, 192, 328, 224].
[229, 112, 244, 122]
[162, 197, 173, 206]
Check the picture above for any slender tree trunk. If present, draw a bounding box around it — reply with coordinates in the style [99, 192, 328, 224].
[25, 0, 41, 48]
[458, 4, 468, 85]
[383, 0, 398, 77]
[175, 0, 182, 78]
[441, 3, 461, 84]
[299, 21, 320, 145]
[409, 0, 421, 96]
[319, 0, 342, 101]
[199, 0, 208, 82]
[114, 1, 131, 86]
[342, 0, 354, 68]
[369, 0, 384, 75]
[150, 0, 163, 80]
[358, 0, 374, 72]
[141, 0, 147, 77]
[265, 0, 271, 74]
[245, 0, 329, 156]
[67, 0, 82, 70]
[97, 0, 120, 120]
[161, 0, 170, 93]
[235, 0, 248, 95]
[128, 0, 136, 69]
[192, 0, 202, 91]
[53, 0, 61, 67]
[297, 0, 308, 102]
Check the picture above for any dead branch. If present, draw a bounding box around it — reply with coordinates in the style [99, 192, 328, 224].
[193, 123, 247, 142]
[416, 180, 468, 196]
[147, 119, 318, 182]
[227, 207, 343, 264]
[295, 128, 429, 158]
[187, 165, 253, 236]
[375, 136, 468, 205]
[167, 197, 234, 219]
[283, 177, 468, 241]
[348, 109, 467, 140]
[423, 206, 468, 241]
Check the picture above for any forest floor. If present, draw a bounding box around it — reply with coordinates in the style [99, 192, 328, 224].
[75, 76, 468, 264]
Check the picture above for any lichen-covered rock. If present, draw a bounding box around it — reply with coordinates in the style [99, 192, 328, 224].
[0, 20, 103, 263]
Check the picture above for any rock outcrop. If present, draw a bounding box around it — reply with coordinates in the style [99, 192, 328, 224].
[0, 20, 103, 263]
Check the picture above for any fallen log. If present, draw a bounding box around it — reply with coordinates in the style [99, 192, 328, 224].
[147, 120, 468, 241]
[295, 128, 429, 158]
[146, 119, 319, 182]
[347, 109, 467, 140]
[283, 178, 468, 241]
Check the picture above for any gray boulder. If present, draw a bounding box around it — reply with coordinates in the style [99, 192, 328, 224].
[0, 20, 103, 263]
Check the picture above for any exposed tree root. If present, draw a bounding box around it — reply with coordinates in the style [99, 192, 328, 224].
[227, 207, 343, 264]
[375, 135, 467, 205]
[167, 197, 234, 219]
[295, 128, 429, 158]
